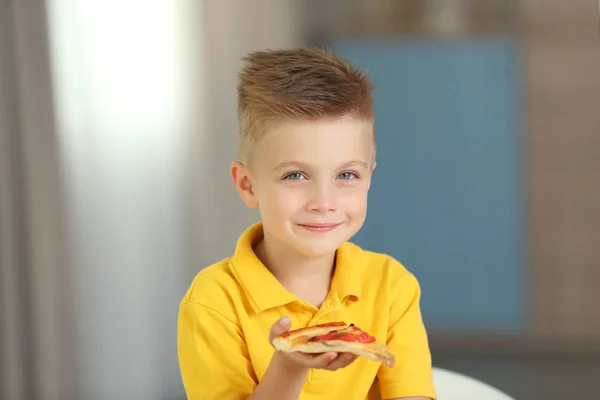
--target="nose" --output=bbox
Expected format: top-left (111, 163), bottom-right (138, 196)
top-left (307, 183), bottom-right (336, 213)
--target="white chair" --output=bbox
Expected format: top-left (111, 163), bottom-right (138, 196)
top-left (432, 367), bottom-right (515, 400)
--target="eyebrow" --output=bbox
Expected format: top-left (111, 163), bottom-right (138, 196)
top-left (273, 160), bottom-right (370, 170)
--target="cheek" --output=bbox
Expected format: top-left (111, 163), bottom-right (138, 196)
top-left (341, 189), bottom-right (369, 218)
top-left (257, 185), bottom-right (305, 217)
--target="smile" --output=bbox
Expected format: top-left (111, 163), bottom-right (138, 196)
top-left (297, 223), bottom-right (343, 233)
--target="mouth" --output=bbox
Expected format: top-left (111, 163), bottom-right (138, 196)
top-left (297, 222), bottom-right (343, 233)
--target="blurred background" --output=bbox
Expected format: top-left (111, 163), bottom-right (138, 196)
top-left (1, 0), bottom-right (599, 399)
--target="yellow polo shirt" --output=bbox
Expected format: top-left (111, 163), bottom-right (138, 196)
top-left (178, 223), bottom-right (436, 400)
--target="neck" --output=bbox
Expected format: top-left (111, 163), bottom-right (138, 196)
top-left (254, 230), bottom-right (335, 304)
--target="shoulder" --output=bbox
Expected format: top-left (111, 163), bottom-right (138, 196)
top-left (181, 258), bottom-right (244, 319)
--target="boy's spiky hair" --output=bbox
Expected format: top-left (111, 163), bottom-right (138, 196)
top-left (237, 47), bottom-right (375, 164)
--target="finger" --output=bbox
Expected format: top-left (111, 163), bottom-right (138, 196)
top-left (269, 316), bottom-right (292, 343)
top-left (324, 353), bottom-right (358, 371)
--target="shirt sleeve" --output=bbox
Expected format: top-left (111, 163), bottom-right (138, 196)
top-left (377, 269), bottom-right (437, 400)
top-left (178, 301), bottom-right (258, 400)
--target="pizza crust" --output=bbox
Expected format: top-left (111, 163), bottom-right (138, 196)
top-left (272, 322), bottom-right (396, 368)
top-left (275, 321), bottom-right (347, 342)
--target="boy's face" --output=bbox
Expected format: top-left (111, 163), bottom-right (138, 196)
top-left (231, 117), bottom-right (374, 258)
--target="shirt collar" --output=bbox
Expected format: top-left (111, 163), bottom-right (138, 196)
top-left (331, 241), bottom-right (363, 302)
top-left (229, 223), bottom-right (297, 313)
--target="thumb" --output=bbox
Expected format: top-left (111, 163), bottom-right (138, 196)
top-left (269, 316), bottom-right (292, 343)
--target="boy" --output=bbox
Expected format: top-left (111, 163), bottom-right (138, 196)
top-left (178, 47), bottom-right (436, 400)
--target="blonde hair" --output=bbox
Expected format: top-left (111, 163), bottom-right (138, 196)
top-left (237, 47), bottom-right (375, 164)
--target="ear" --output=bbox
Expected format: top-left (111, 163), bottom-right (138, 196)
top-left (230, 162), bottom-right (259, 209)
top-left (367, 161), bottom-right (376, 190)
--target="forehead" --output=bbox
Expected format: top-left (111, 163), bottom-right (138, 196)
top-left (256, 118), bottom-right (373, 166)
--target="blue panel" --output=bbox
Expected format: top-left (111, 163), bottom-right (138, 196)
top-left (331, 39), bottom-right (524, 334)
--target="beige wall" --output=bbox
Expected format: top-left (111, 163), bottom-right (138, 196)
top-left (524, 0), bottom-right (600, 342)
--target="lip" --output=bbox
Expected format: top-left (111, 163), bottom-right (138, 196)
top-left (297, 222), bottom-right (343, 233)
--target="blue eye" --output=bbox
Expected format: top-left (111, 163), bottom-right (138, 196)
top-left (284, 172), bottom-right (306, 180)
top-left (338, 171), bottom-right (358, 180)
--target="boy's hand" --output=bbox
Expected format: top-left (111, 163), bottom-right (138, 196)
top-left (250, 316), bottom-right (358, 400)
top-left (269, 316), bottom-right (358, 372)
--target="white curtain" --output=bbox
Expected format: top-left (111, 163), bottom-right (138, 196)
top-left (48, 1), bottom-right (204, 398)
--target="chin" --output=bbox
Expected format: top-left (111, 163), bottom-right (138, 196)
top-left (297, 248), bottom-right (338, 259)
top-left (293, 240), bottom-right (344, 259)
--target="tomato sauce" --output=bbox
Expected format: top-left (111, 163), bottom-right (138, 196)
top-left (309, 327), bottom-right (375, 343)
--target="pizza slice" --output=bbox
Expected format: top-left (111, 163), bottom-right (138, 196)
top-left (272, 321), bottom-right (395, 367)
